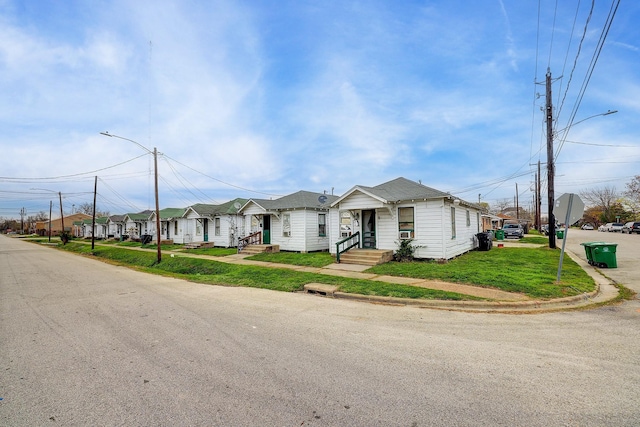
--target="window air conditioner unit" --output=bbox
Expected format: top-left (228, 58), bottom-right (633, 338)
top-left (399, 231), bottom-right (411, 239)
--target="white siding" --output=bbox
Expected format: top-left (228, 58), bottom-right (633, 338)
top-left (328, 208), bottom-right (341, 254)
top-left (337, 191), bottom-right (385, 210)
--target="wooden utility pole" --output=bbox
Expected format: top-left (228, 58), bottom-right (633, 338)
top-left (516, 183), bottom-right (519, 220)
top-left (48, 200), bottom-right (52, 242)
top-left (153, 147), bottom-right (161, 263)
top-left (91, 176), bottom-right (97, 250)
top-left (546, 68), bottom-right (556, 249)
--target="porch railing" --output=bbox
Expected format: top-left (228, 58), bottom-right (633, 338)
top-left (336, 231), bottom-right (360, 263)
top-left (238, 231), bottom-right (261, 252)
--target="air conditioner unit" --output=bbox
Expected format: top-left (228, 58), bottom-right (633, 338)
top-left (399, 231), bottom-right (411, 239)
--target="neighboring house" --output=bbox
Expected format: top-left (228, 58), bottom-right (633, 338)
top-left (149, 208), bottom-right (187, 243)
top-left (80, 217), bottom-right (109, 239)
top-left (328, 177), bottom-right (482, 260)
top-left (107, 215), bottom-right (126, 239)
top-left (183, 198), bottom-right (247, 247)
top-left (122, 211), bottom-right (153, 239)
top-left (238, 191), bottom-right (338, 253)
top-left (482, 214), bottom-right (503, 231)
top-left (35, 213), bottom-right (91, 237)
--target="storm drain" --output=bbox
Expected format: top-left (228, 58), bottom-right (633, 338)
top-left (304, 283), bottom-right (339, 297)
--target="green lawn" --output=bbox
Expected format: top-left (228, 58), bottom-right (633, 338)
top-left (366, 247), bottom-right (594, 298)
top-left (52, 243), bottom-right (476, 301)
top-left (246, 251), bottom-right (335, 267)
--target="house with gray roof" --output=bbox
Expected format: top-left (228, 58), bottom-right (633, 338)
top-left (122, 211), bottom-right (153, 239)
top-left (329, 177), bottom-right (482, 261)
top-left (238, 191), bottom-right (338, 252)
top-left (149, 207), bottom-right (188, 243)
top-left (182, 198), bottom-right (247, 247)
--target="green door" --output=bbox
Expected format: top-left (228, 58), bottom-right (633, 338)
top-left (362, 210), bottom-right (376, 249)
top-left (263, 215), bottom-right (271, 244)
top-left (203, 219), bottom-right (209, 242)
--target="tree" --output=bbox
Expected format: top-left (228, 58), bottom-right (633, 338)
top-left (622, 175), bottom-right (640, 219)
top-left (77, 202), bottom-right (110, 218)
top-left (580, 186), bottom-right (619, 222)
top-left (490, 198), bottom-right (511, 215)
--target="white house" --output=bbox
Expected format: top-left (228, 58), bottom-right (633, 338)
top-left (238, 191), bottom-right (338, 253)
top-left (122, 211), bottom-right (153, 240)
top-left (149, 208), bottom-right (187, 243)
top-left (107, 215), bottom-right (126, 239)
top-left (329, 177), bottom-right (482, 260)
top-left (183, 198), bottom-right (246, 247)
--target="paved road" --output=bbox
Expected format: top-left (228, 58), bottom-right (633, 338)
top-left (1, 235), bottom-right (639, 426)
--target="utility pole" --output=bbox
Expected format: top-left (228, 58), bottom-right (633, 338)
top-left (537, 160), bottom-right (542, 231)
top-left (48, 200), bottom-right (52, 242)
top-left (91, 176), bottom-right (97, 250)
top-left (153, 147), bottom-right (161, 263)
top-left (546, 68), bottom-right (556, 249)
top-left (20, 207), bottom-right (25, 234)
top-left (515, 183), bottom-right (519, 220)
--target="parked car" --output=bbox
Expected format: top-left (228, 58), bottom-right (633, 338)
top-left (598, 223), bottom-right (612, 232)
top-left (622, 221), bottom-right (640, 234)
top-left (581, 223), bottom-right (594, 230)
top-left (502, 223), bottom-right (524, 239)
top-left (609, 223), bottom-right (624, 232)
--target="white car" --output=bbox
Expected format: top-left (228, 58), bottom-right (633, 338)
top-left (598, 223), bottom-right (612, 232)
top-left (609, 223), bottom-right (624, 232)
top-left (581, 224), bottom-right (594, 230)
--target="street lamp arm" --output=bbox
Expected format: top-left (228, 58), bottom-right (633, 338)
top-left (100, 131), bottom-right (153, 154)
top-left (554, 110), bottom-right (618, 135)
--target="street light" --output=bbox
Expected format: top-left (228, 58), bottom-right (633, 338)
top-left (31, 188), bottom-right (65, 243)
top-left (100, 131), bottom-right (162, 263)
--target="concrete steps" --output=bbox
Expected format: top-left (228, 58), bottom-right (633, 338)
top-left (241, 244), bottom-right (280, 255)
top-left (339, 249), bottom-right (394, 266)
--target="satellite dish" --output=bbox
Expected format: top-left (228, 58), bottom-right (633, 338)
top-left (233, 202), bottom-right (241, 210)
top-left (318, 195), bottom-right (328, 204)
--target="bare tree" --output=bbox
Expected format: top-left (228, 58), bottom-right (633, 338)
top-left (580, 186), bottom-right (619, 223)
top-left (77, 202), bottom-right (110, 217)
top-left (490, 198), bottom-right (511, 215)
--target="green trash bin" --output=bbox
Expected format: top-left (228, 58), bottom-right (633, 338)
top-left (556, 230), bottom-right (564, 239)
top-left (495, 229), bottom-right (505, 240)
top-left (591, 243), bottom-right (618, 268)
top-left (580, 242), bottom-right (605, 265)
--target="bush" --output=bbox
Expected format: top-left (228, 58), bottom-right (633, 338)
top-left (394, 239), bottom-right (416, 262)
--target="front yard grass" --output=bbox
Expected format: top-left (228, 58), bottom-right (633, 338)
top-left (367, 247), bottom-right (594, 299)
top-left (54, 243), bottom-right (478, 301)
top-left (246, 251), bottom-right (335, 267)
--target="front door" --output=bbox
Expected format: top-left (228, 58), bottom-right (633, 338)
top-left (203, 219), bottom-right (209, 242)
top-left (263, 215), bottom-right (271, 244)
top-left (362, 210), bottom-right (376, 249)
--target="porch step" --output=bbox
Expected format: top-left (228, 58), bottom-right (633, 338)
top-left (241, 244), bottom-right (280, 255)
top-left (184, 241), bottom-right (214, 249)
top-left (339, 249), bottom-right (394, 266)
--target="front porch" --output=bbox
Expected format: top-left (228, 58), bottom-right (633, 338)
top-left (240, 244), bottom-right (281, 255)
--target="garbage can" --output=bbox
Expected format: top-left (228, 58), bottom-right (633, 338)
top-left (495, 229), bottom-right (505, 240)
top-left (141, 234), bottom-right (153, 245)
top-left (556, 230), bottom-right (564, 239)
top-left (591, 243), bottom-right (618, 268)
top-left (580, 242), bottom-right (605, 265)
top-left (476, 232), bottom-right (492, 251)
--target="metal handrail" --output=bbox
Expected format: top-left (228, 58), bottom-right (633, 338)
top-left (336, 231), bottom-right (360, 263)
top-left (238, 231), bottom-right (261, 252)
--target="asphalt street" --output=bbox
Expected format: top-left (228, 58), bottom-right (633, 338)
top-left (1, 234), bottom-right (639, 426)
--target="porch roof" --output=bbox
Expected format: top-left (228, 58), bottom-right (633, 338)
top-left (188, 198), bottom-right (248, 217)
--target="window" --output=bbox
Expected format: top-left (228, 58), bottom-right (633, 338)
top-left (340, 211), bottom-right (352, 237)
top-left (451, 207), bottom-right (456, 239)
top-left (282, 213), bottom-right (291, 237)
top-left (215, 218), bottom-right (221, 236)
top-left (318, 213), bottom-right (326, 237)
top-left (195, 219), bottom-right (202, 236)
top-left (174, 221), bottom-right (178, 235)
top-left (466, 210), bottom-right (470, 227)
top-left (398, 207), bottom-right (415, 239)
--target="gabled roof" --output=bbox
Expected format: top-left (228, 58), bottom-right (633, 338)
top-left (151, 207), bottom-right (187, 220)
top-left (240, 191), bottom-right (338, 213)
top-left (124, 210), bottom-right (153, 221)
top-left (187, 198), bottom-right (248, 217)
top-left (332, 177), bottom-right (453, 207)
top-left (108, 214), bottom-right (125, 223)
top-left (81, 217), bottom-right (108, 225)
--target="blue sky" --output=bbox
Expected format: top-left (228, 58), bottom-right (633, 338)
top-left (1, 0), bottom-right (638, 219)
